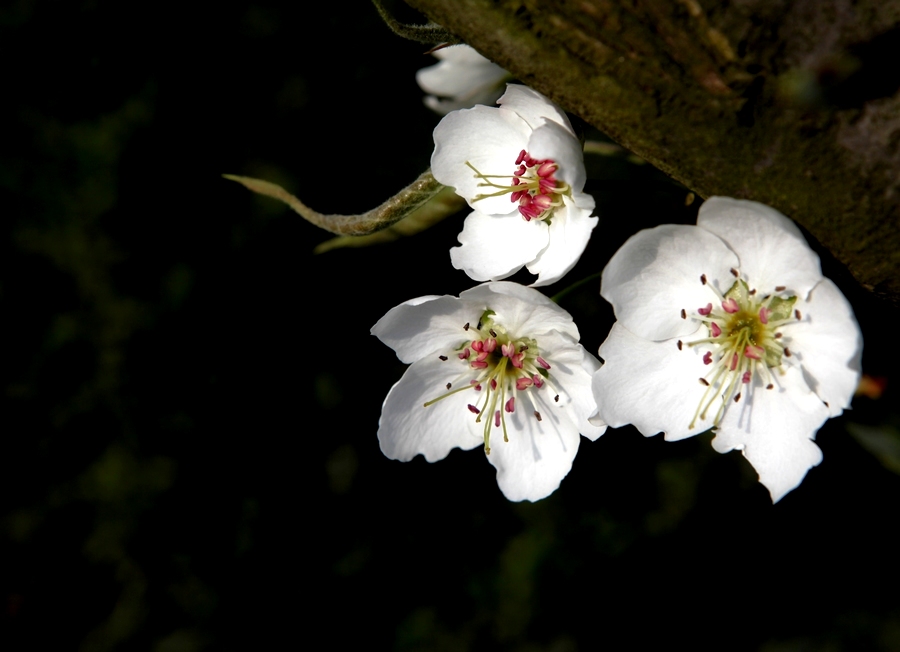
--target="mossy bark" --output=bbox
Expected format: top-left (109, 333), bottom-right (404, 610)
top-left (406, 0), bottom-right (900, 302)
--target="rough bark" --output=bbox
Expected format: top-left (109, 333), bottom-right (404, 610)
top-left (406, 0), bottom-right (900, 302)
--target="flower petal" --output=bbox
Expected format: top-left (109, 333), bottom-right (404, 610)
top-left (698, 197), bottom-right (822, 299)
top-left (497, 84), bottom-right (575, 136)
top-left (416, 45), bottom-right (507, 99)
top-left (601, 224), bottom-right (739, 341)
top-left (431, 105), bottom-right (529, 216)
top-left (790, 277), bottom-right (863, 417)
top-left (485, 389), bottom-right (583, 502)
top-left (526, 121), bottom-right (587, 192)
top-left (378, 355), bottom-right (483, 462)
top-left (545, 336), bottom-right (607, 441)
top-left (592, 322), bottom-right (711, 441)
top-left (372, 295), bottom-right (469, 363)
top-left (450, 210), bottom-right (549, 282)
top-left (711, 366), bottom-right (828, 502)
top-left (459, 282), bottom-right (581, 341)
top-left (525, 196), bottom-right (597, 287)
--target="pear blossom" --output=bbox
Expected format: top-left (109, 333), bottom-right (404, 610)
top-left (372, 281), bottom-right (606, 502)
top-left (592, 197), bottom-right (862, 502)
top-left (431, 84), bottom-right (598, 287)
top-left (415, 44), bottom-right (510, 114)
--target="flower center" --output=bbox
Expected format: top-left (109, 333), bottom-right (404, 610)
top-left (423, 308), bottom-right (560, 454)
top-left (681, 269), bottom-right (799, 430)
top-left (466, 149), bottom-right (570, 221)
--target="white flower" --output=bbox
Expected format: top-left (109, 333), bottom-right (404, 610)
top-left (415, 44), bottom-right (510, 114)
top-left (431, 84), bottom-right (598, 287)
top-left (592, 197), bottom-right (862, 502)
top-left (372, 281), bottom-right (607, 502)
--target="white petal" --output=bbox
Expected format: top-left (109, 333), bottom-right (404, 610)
top-left (450, 210), bottom-right (549, 282)
top-left (372, 295), bottom-right (469, 363)
top-left (526, 122), bottom-right (587, 192)
top-left (378, 355), bottom-right (483, 462)
top-left (698, 197), bottom-right (822, 299)
top-left (485, 389), bottom-right (583, 502)
top-left (431, 105), bottom-right (529, 216)
top-left (546, 338), bottom-right (607, 441)
top-left (789, 277), bottom-right (863, 417)
top-left (416, 45), bottom-right (506, 98)
top-left (601, 224), bottom-right (739, 341)
top-left (592, 322), bottom-right (711, 441)
top-left (711, 366), bottom-right (828, 502)
top-left (498, 84), bottom-right (575, 136)
top-left (525, 197), bottom-right (598, 287)
top-left (459, 282), bottom-right (581, 341)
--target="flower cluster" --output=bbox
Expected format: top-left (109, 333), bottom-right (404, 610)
top-left (365, 50), bottom-right (863, 505)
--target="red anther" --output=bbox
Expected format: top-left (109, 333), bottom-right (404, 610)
top-left (511, 177), bottom-right (520, 186)
top-left (515, 164), bottom-right (526, 176)
top-left (532, 375), bottom-right (544, 388)
top-left (537, 161), bottom-right (557, 177)
top-left (533, 194), bottom-right (553, 210)
top-left (494, 410), bottom-right (501, 427)
top-left (472, 340), bottom-right (484, 352)
top-left (537, 357), bottom-right (551, 369)
top-left (511, 353), bottom-right (525, 368)
top-left (490, 378), bottom-right (498, 390)
top-left (516, 149), bottom-right (527, 165)
top-left (482, 338), bottom-right (497, 353)
top-left (471, 360), bottom-right (488, 369)
top-left (476, 351), bottom-right (489, 363)
top-left (710, 322), bottom-right (721, 337)
top-left (744, 345), bottom-right (764, 360)
top-left (468, 404), bottom-right (480, 414)
top-left (698, 303), bottom-right (713, 316)
top-left (730, 353), bottom-right (738, 371)
top-left (505, 397), bottom-right (515, 413)
top-left (722, 298), bottom-right (739, 313)
top-left (458, 348), bottom-right (471, 360)
top-left (703, 351), bottom-right (713, 365)
top-left (759, 307), bottom-right (770, 324)
top-left (539, 178), bottom-right (556, 193)
top-left (516, 377), bottom-right (533, 390)
top-left (742, 371), bottom-right (751, 384)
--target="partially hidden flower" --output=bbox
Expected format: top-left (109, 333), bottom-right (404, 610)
top-left (431, 84), bottom-right (598, 287)
top-left (415, 44), bottom-right (511, 114)
top-left (372, 281), bottom-right (606, 502)
top-left (592, 197), bottom-right (862, 502)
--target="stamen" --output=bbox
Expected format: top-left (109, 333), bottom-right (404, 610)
top-left (700, 274), bottom-right (707, 285)
top-left (681, 309), bottom-right (687, 319)
top-left (730, 268), bottom-right (739, 277)
top-left (698, 303), bottom-right (712, 316)
top-left (534, 411), bottom-right (542, 421)
top-left (677, 340), bottom-right (683, 350)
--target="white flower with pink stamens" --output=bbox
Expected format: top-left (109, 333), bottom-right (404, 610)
top-left (416, 44), bottom-right (510, 114)
top-left (591, 197), bottom-right (862, 502)
top-left (372, 281), bottom-right (606, 502)
top-left (431, 85), bottom-right (598, 287)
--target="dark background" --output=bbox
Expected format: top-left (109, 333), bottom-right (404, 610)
top-left (2, 1), bottom-right (899, 650)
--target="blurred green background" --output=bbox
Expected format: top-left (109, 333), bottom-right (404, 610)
top-left (2, 1), bottom-right (900, 650)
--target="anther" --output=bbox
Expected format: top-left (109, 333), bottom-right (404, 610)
top-left (730, 268), bottom-right (739, 277)
top-left (490, 329), bottom-right (497, 337)
top-left (734, 393), bottom-right (741, 402)
top-left (698, 303), bottom-right (712, 316)
top-left (784, 347), bottom-right (791, 357)
top-left (700, 274), bottom-right (707, 285)
top-left (775, 286), bottom-right (786, 292)
top-left (742, 371), bottom-right (751, 383)
top-left (439, 355), bottom-right (448, 361)
top-left (554, 395), bottom-right (560, 402)
top-left (795, 309), bottom-right (802, 320)
top-left (505, 397), bottom-right (515, 413)
top-left (534, 411), bottom-right (542, 421)
top-left (703, 351), bottom-right (712, 365)
top-left (463, 322), bottom-right (470, 331)
top-left (710, 322), bottom-right (721, 337)
top-left (749, 289), bottom-right (757, 295)
top-left (722, 298), bottom-right (739, 313)
top-left (775, 332), bottom-right (783, 339)
top-left (699, 378), bottom-right (710, 386)
top-left (681, 309), bottom-right (687, 319)
top-left (467, 404), bottom-right (480, 414)
top-left (677, 340), bottom-right (683, 350)
top-left (446, 382), bottom-right (452, 390)
top-left (766, 384), bottom-right (774, 390)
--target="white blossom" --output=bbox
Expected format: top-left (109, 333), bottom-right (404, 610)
top-left (431, 85), bottom-right (597, 287)
top-left (373, 281), bottom-right (606, 502)
top-left (592, 197), bottom-right (862, 502)
top-left (415, 44), bottom-right (510, 114)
